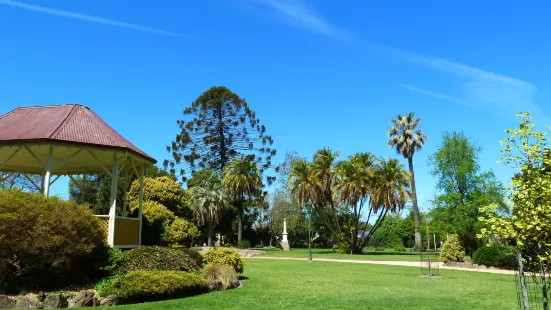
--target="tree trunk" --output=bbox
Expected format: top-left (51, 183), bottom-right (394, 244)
top-left (408, 156), bottom-right (423, 251)
top-left (207, 219), bottom-right (213, 247)
top-left (517, 251), bottom-right (530, 310)
top-left (238, 207), bottom-right (243, 243)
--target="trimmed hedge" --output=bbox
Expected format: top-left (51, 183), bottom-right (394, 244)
top-left (0, 190), bottom-right (106, 292)
top-left (100, 270), bottom-right (208, 302)
top-left (120, 246), bottom-right (199, 273)
top-left (473, 244), bottom-right (516, 269)
top-left (202, 248), bottom-right (244, 274)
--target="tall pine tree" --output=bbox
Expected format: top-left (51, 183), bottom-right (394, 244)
top-left (164, 86), bottom-right (276, 184)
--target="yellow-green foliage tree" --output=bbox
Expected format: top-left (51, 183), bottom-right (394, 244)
top-left (478, 112), bottom-right (551, 309)
top-left (440, 234), bottom-right (465, 263)
top-left (128, 177), bottom-right (197, 246)
top-left (164, 218), bottom-right (200, 246)
top-left (128, 176), bottom-right (191, 217)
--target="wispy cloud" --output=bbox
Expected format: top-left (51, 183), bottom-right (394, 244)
top-left (0, 0), bottom-right (184, 37)
top-left (251, 0), bottom-right (545, 122)
top-left (400, 85), bottom-right (468, 106)
top-left (254, 0), bottom-right (356, 43)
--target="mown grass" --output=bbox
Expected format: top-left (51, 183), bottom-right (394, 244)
top-left (110, 258), bottom-right (516, 309)
top-left (254, 247), bottom-right (442, 261)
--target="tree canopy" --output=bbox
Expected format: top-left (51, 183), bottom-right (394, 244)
top-left (428, 131), bottom-right (505, 255)
top-left (164, 86), bottom-right (276, 184)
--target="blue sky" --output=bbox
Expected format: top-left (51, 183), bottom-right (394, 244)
top-left (1, 0), bottom-right (550, 213)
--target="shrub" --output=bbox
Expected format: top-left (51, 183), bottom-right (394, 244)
top-left (202, 263), bottom-right (239, 291)
top-left (181, 248), bottom-right (204, 267)
top-left (440, 235), bottom-right (465, 263)
top-left (163, 218), bottom-right (200, 246)
top-left (120, 246), bottom-right (199, 272)
top-left (237, 240), bottom-right (251, 249)
top-left (202, 248), bottom-right (244, 273)
top-left (86, 246), bottom-right (124, 275)
top-left (333, 242), bottom-right (351, 254)
top-left (94, 274), bottom-right (123, 296)
top-left (473, 244), bottom-right (516, 269)
top-left (0, 190), bottom-right (106, 292)
top-left (100, 270), bottom-right (208, 301)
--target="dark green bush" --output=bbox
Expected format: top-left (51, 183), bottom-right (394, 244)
top-left (100, 270), bottom-right (208, 301)
top-left (120, 246), bottom-right (199, 272)
top-left (0, 190), bottom-right (106, 292)
top-left (181, 248), bottom-right (204, 267)
top-left (202, 248), bottom-right (244, 273)
top-left (86, 245), bottom-right (124, 275)
top-left (94, 274), bottom-right (123, 296)
top-left (473, 244), bottom-right (516, 269)
top-left (237, 240), bottom-right (251, 249)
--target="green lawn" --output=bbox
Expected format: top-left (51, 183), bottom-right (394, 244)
top-left (254, 247), bottom-right (443, 262)
top-left (110, 259), bottom-right (516, 309)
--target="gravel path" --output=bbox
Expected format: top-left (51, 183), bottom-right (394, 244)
top-left (247, 256), bottom-right (515, 275)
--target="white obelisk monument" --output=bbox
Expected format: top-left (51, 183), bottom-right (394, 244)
top-left (281, 218), bottom-right (290, 251)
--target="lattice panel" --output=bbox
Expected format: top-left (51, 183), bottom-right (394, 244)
top-left (114, 218), bottom-right (140, 246)
top-left (98, 217), bottom-right (109, 238)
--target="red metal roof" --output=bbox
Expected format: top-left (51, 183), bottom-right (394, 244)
top-left (0, 104), bottom-right (156, 163)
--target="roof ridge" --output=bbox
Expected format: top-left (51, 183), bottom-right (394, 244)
top-left (47, 105), bottom-right (78, 139)
top-left (16, 103), bottom-right (86, 109)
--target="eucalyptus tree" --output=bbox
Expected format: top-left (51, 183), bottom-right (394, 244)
top-left (222, 157), bottom-right (262, 243)
top-left (388, 112), bottom-right (427, 251)
top-left (165, 86), bottom-right (276, 184)
top-left (189, 169), bottom-right (229, 246)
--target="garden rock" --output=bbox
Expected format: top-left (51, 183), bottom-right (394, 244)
top-left (68, 291), bottom-right (96, 307)
top-left (99, 295), bottom-right (121, 307)
top-left (43, 294), bottom-right (68, 308)
top-left (15, 296), bottom-right (38, 308)
top-left (0, 295), bottom-right (16, 309)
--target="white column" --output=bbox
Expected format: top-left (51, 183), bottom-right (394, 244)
top-left (107, 154), bottom-right (119, 246)
top-left (282, 218), bottom-right (288, 242)
top-left (138, 163), bottom-right (145, 245)
top-left (43, 146), bottom-right (53, 196)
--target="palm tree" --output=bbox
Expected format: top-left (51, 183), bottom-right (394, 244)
top-left (189, 170), bottom-right (229, 247)
top-left (388, 112), bottom-right (427, 251)
top-left (360, 158), bottom-right (411, 248)
top-left (309, 149), bottom-right (342, 239)
top-left (287, 159), bottom-right (314, 207)
top-left (333, 153), bottom-right (374, 253)
top-left (222, 157), bottom-right (262, 243)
